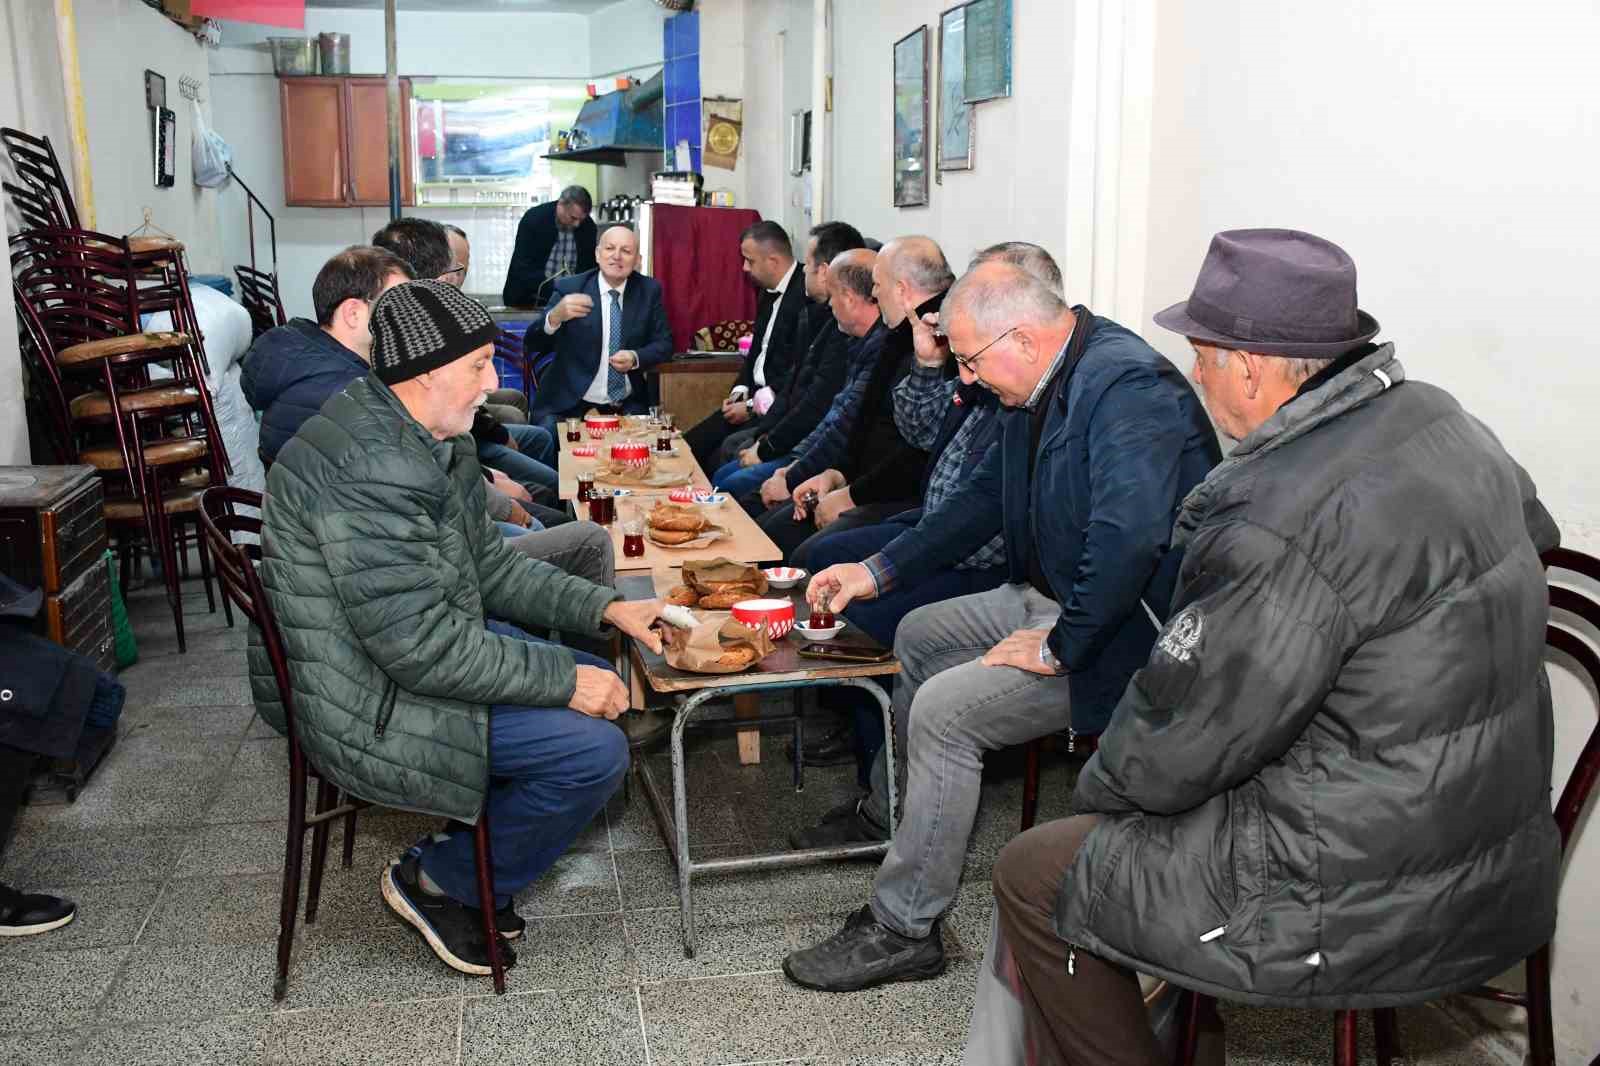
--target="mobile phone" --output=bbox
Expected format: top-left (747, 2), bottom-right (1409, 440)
top-left (797, 643), bottom-right (893, 664)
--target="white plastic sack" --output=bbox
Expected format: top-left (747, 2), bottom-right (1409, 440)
top-left (191, 99), bottom-right (232, 189)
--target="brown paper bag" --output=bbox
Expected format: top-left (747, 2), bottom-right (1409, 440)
top-left (663, 617), bottom-right (777, 674)
top-left (682, 558), bottom-right (769, 596)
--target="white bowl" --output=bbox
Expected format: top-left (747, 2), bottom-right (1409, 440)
top-left (795, 619), bottom-right (847, 641)
top-left (692, 491), bottom-right (729, 506)
top-left (761, 566), bottom-right (808, 590)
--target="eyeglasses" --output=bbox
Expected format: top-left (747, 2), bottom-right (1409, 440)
top-left (442, 264), bottom-right (468, 279)
top-left (951, 326), bottom-right (1018, 372)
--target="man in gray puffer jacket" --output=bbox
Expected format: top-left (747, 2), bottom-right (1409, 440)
top-left (971, 230), bottom-right (1561, 1066)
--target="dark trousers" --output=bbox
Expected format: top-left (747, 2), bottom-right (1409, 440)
top-left (756, 499), bottom-right (917, 559)
top-left (417, 622), bottom-right (629, 910)
top-left (684, 407), bottom-right (758, 472)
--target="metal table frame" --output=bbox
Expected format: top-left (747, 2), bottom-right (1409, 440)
top-left (630, 674), bottom-right (897, 958)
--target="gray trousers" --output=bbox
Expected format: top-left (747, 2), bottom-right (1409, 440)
top-left (866, 583), bottom-right (1073, 939)
top-left (504, 521), bottom-right (615, 587)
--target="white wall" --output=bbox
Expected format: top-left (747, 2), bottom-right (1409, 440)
top-left (1133, 3), bottom-right (1600, 1063)
top-left (588, 0), bottom-right (668, 78)
top-left (828, 0), bottom-right (1073, 267)
top-left (740, 0), bottom-right (811, 242)
top-left (695, 0), bottom-right (746, 208)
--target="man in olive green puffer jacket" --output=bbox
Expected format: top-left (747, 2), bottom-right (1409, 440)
top-left (251, 280), bottom-right (664, 978)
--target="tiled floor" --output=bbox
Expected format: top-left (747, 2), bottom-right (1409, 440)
top-left (0, 577), bottom-right (1521, 1065)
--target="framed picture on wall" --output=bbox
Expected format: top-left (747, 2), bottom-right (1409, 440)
top-left (963, 0), bottom-right (1013, 103)
top-left (893, 25), bottom-right (931, 208)
top-left (938, 4), bottom-right (975, 172)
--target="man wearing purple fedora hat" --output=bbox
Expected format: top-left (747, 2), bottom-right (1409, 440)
top-left (969, 229), bottom-right (1562, 1065)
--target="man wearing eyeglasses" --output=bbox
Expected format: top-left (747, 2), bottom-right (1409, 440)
top-left (782, 260), bottom-right (1220, 993)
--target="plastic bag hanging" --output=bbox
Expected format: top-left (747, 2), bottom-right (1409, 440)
top-left (191, 98), bottom-right (232, 189)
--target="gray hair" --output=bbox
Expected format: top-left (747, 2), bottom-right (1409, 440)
top-left (830, 252), bottom-right (876, 302)
top-left (557, 184), bottom-right (593, 211)
top-left (884, 236), bottom-right (955, 295)
top-left (942, 262), bottom-right (1069, 336)
top-left (1210, 348), bottom-right (1331, 385)
top-left (970, 241), bottom-right (1063, 295)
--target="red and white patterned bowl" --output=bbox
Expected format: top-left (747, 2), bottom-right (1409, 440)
top-left (610, 442), bottom-right (651, 469)
top-left (731, 598), bottom-right (795, 641)
top-left (668, 487), bottom-right (697, 504)
top-left (761, 566), bottom-right (807, 590)
top-left (570, 445), bottom-right (597, 458)
top-left (585, 413), bottom-right (621, 439)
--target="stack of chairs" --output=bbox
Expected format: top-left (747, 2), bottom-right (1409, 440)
top-left (6, 127), bottom-right (230, 651)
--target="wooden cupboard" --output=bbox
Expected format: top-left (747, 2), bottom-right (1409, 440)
top-left (280, 76), bottom-right (414, 207)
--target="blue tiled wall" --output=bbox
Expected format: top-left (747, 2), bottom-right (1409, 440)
top-left (662, 11), bottom-right (701, 173)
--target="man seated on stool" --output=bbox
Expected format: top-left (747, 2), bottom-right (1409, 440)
top-left (526, 224), bottom-right (673, 428)
top-left (683, 221), bottom-right (809, 471)
top-left (255, 279), bottom-right (665, 978)
top-left (977, 229), bottom-right (1561, 1064)
top-left (781, 260), bottom-right (1219, 993)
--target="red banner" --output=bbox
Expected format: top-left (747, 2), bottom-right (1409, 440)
top-left (189, 0), bottom-right (306, 29)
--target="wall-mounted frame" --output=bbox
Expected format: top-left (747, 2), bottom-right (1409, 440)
top-left (937, 4), bottom-right (975, 172)
top-left (892, 25), bottom-right (930, 208)
top-left (963, 0), bottom-right (1013, 103)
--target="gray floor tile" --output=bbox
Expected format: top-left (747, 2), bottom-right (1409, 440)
top-left (608, 787), bottom-right (748, 851)
top-left (73, 1014), bottom-right (273, 1066)
top-left (0, 1028), bottom-right (81, 1066)
top-left (820, 959), bottom-right (978, 1059)
top-left (0, 826), bottom-right (187, 886)
top-left (140, 873), bottom-right (284, 946)
top-left (511, 912), bottom-right (635, 991)
top-left (763, 856), bottom-right (882, 916)
top-left (614, 844), bottom-right (775, 913)
top-left (0, 947), bottom-right (130, 1033)
top-left (118, 702), bottom-right (255, 739)
top-left (4, 881), bottom-right (163, 955)
top-left (249, 713), bottom-right (284, 739)
top-left (461, 988), bottom-right (646, 1066)
top-left (281, 923), bottom-right (464, 1011)
top-left (203, 773), bottom-right (305, 825)
top-left (266, 998), bottom-right (460, 1065)
top-left (627, 905), bottom-right (799, 982)
top-left (834, 1049), bottom-right (964, 1066)
top-left (120, 671), bottom-right (253, 709)
top-left (14, 771), bottom-right (227, 834)
top-left (639, 972), bottom-right (834, 1066)
top-left (93, 731), bottom-right (242, 778)
top-left (99, 941), bottom-right (282, 1023)
top-left (231, 737), bottom-right (290, 777)
top-left (174, 821), bottom-right (302, 879)
top-left (514, 849), bottom-right (621, 917)
top-left (943, 882), bottom-right (995, 960)
top-left (135, 626), bottom-right (249, 658)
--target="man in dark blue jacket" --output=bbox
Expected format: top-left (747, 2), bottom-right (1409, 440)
top-left (782, 260), bottom-right (1221, 993)
top-left (242, 246), bottom-right (413, 462)
top-left (502, 186), bottom-right (598, 308)
top-left (525, 224), bottom-right (674, 425)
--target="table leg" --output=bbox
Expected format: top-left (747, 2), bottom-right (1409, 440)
top-left (733, 693), bottom-right (761, 765)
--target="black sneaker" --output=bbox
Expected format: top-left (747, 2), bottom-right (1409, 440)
top-left (382, 855), bottom-right (517, 976)
top-left (788, 798), bottom-right (890, 850)
top-left (782, 904), bottom-right (946, 991)
top-left (0, 891), bottom-right (76, 937)
top-left (398, 836), bottom-right (524, 940)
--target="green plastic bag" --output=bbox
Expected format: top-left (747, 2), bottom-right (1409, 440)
top-left (105, 549), bottom-right (138, 668)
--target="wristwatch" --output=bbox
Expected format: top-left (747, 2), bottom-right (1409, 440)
top-left (1038, 640), bottom-right (1064, 675)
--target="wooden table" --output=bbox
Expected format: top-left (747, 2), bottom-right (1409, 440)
top-left (617, 572), bottom-right (900, 958)
top-left (648, 356), bottom-right (742, 429)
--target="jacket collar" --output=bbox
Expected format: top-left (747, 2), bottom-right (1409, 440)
top-left (1172, 342), bottom-right (1403, 548)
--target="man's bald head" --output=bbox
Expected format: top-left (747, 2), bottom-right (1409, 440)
top-left (940, 261), bottom-right (1075, 406)
top-left (873, 235), bottom-right (954, 328)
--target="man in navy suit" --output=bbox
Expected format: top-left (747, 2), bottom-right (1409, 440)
top-left (526, 224), bottom-right (674, 426)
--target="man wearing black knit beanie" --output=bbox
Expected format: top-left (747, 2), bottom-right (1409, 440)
top-left (253, 279), bottom-right (665, 979)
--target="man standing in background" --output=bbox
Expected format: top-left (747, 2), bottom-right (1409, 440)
top-left (503, 186), bottom-right (598, 308)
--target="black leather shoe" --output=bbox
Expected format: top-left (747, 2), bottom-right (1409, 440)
top-left (788, 799), bottom-right (889, 850)
top-left (618, 709), bottom-right (671, 751)
top-left (0, 890), bottom-right (76, 937)
top-left (783, 726), bottom-right (856, 768)
top-left (783, 904), bottom-right (946, 991)
top-left (382, 856), bottom-right (517, 976)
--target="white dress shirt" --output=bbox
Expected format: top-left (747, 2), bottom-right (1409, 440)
top-left (751, 261), bottom-right (797, 389)
top-left (545, 276), bottom-right (631, 405)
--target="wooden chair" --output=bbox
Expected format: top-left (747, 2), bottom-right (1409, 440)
top-left (198, 487), bottom-right (509, 998)
top-left (1019, 730), bottom-right (1098, 832)
top-left (1, 126), bottom-right (79, 230)
top-left (1173, 547), bottom-right (1600, 1066)
top-left (234, 264), bottom-right (287, 339)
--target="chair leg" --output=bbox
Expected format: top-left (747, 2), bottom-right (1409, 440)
top-left (472, 815), bottom-right (506, 995)
top-left (274, 755), bottom-right (309, 1000)
top-left (149, 472), bottom-right (187, 654)
top-left (193, 518), bottom-right (218, 614)
top-left (1020, 739), bottom-right (1041, 832)
top-left (304, 780), bottom-right (337, 924)
top-left (1526, 945), bottom-right (1556, 1066)
top-left (1333, 1009), bottom-right (1359, 1066)
top-left (341, 807), bottom-right (358, 869)
top-left (1372, 1007), bottom-right (1399, 1066)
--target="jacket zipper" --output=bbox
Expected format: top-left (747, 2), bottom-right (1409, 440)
top-left (374, 679), bottom-right (398, 739)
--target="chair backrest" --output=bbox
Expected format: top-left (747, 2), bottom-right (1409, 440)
top-left (12, 283), bottom-right (76, 463)
top-left (1542, 547), bottom-right (1600, 852)
top-left (1, 127), bottom-right (80, 230)
top-left (11, 228), bottom-right (199, 349)
top-left (199, 486), bottom-right (302, 752)
top-left (234, 264), bottom-right (287, 339)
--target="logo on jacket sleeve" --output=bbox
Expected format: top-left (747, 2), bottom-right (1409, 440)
top-left (1157, 607), bottom-right (1204, 663)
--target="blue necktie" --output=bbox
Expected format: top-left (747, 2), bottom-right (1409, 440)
top-left (605, 289), bottom-right (628, 404)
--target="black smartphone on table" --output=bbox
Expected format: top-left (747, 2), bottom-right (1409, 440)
top-left (797, 643), bottom-right (893, 664)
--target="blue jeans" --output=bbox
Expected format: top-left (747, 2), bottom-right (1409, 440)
top-left (419, 621), bottom-right (629, 909)
top-left (480, 423), bottom-right (559, 496)
top-left (711, 456), bottom-right (786, 502)
top-left (800, 521), bottom-right (1008, 788)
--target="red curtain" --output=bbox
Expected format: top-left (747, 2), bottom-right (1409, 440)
top-left (649, 205), bottom-right (761, 353)
top-left (190, 0), bottom-right (306, 28)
